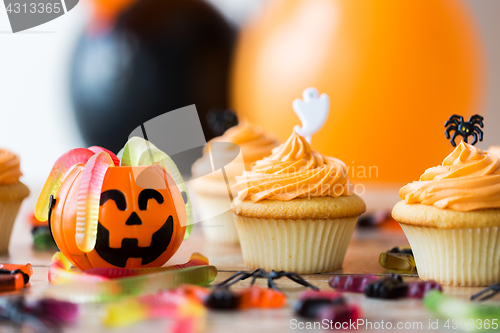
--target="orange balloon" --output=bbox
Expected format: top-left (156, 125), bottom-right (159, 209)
top-left (231, 0), bottom-right (483, 184)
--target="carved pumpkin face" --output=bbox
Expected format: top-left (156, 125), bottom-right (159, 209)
top-left (50, 164), bottom-right (186, 271)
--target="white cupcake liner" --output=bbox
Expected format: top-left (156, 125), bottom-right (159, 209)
top-left (234, 215), bottom-right (358, 274)
top-left (400, 224), bottom-right (500, 286)
top-left (0, 200), bottom-right (23, 253)
top-left (193, 192), bottom-right (240, 245)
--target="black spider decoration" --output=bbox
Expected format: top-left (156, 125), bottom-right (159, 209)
top-left (471, 283), bottom-right (500, 301)
top-left (444, 114), bottom-right (484, 147)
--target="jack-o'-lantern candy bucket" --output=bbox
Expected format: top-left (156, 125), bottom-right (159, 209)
top-left (35, 138), bottom-right (192, 271)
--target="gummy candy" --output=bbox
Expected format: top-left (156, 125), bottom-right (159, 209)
top-left (329, 274), bottom-right (378, 293)
top-left (88, 146), bottom-right (120, 166)
top-left (46, 252), bottom-right (217, 302)
top-left (76, 151), bottom-right (115, 252)
top-left (379, 247), bottom-right (416, 273)
top-left (35, 148), bottom-right (95, 222)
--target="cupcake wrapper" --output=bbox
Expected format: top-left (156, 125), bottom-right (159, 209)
top-left (234, 215), bottom-right (358, 274)
top-left (400, 224), bottom-right (500, 287)
top-left (0, 200), bottom-right (23, 253)
top-left (193, 193), bottom-right (240, 245)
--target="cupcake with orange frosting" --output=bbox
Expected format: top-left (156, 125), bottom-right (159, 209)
top-left (0, 149), bottom-right (30, 253)
top-left (191, 122), bottom-right (280, 244)
top-left (231, 131), bottom-right (365, 274)
top-left (392, 141), bottom-right (500, 286)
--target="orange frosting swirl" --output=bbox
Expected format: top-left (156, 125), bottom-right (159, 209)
top-left (191, 122), bottom-right (280, 179)
top-left (233, 131), bottom-right (351, 202)
top-left (400, 141), bottom-right (500, 211)
top-left (0, 149), bottom-right (23, 184)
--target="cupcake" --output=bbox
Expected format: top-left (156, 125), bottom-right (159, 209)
top-left (231, 131), bottom-right (365, 274)
top-left (0, 149), bottom-right (29, 253)
top-left (191, 122), bottom-right (280, 244)
top-left (392, 141), bottom-right (500, 286)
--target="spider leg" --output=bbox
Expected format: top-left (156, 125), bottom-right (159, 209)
top-left (470, 119), bottom-right (484, 128)
top-left (471, 283), bottom-right (500, 301)
top-left (444, 119), bottom-right (459, 128)
top-left (250, 268), bottom-right (267, 286)
top-left (267, 270), bottom-right (281, 291)
top-left (474, 125), bottom-right (483, 142)
top-left (217, 271), bottom-right (253, 287)
top-left (463, 134), bottom-right (468, 144)
top-left (283, 272), bottom-right (319, 291)
top-left (471, 131), bottom-right (478, 146)
top-left (448, 114), bottom-right (464, 123)
top-left (450, 131), bottom-right (459, 147)
top-left (445, 125), bottom-right (457, 139)
top-left (469, 114), bottom-right (484, 124)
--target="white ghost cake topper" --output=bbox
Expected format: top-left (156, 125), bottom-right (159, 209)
top-left (293, 87), bottom-right (330, 144)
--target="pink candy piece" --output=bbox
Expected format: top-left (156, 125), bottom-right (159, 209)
top-left (406, 280), bottom-right (442, 299)
top-left (329, 275), bottom-right (378, 293)
top-left (317, 303), bottom-right (363, 326)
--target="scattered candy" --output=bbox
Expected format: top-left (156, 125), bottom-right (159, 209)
top-left (0, 296), bottom-right (78, 332)
top-left (406, 280), bottom-right (442, 299)
top-left (239, 286), bottom-right (286, 309)
top-left (364, 274), bottom-right (441, 299)
top-left (294, 290), bottom-right (362, 327)
top-left (45, 253), bottom-right (217, 303)
top-left (48, 252), bottom-right (108, 285)
top-left (329, 275), bottom-right (378, 293)
top-left (425, 290), bottom-right (500, 332)
top-left (102, 285), bottom-right (209, 331)
top-left (0, 263), bottom-right (33, 292)
top-left (379, 246), bottom-right (416, 273)
top-left (294, 291), bottom-right (344, 318)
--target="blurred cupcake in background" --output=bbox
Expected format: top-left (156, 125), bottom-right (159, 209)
top-left (487, 146), bottom-right (500, 158)
top-left (191, 121), bottom-right (280, 244)
top-left (0, 149), bottom-right (29, 253)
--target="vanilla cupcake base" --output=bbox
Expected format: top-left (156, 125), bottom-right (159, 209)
top-left (400, 224), bottom-right (500, 286)
top-left (0, 201), bottom-right (23, 253)
top-left (0, 182), bottom-right (29, 253)
top-left (194, 193), bottom-right (240, 245)
top-left (234, 215), bottom-right (358, 274)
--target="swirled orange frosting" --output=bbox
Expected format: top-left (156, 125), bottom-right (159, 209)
top-left (400, 141), bottom-right (500, 211)
top-left (192, 122), bottom-right (280, 179)
top-left (0, 149), bottom-right (23, 184)
top-left (233, 131), bottom-right (351, 202)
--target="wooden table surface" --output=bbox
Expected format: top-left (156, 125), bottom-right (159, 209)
top-left (1, 192), bottom-right (499, 333)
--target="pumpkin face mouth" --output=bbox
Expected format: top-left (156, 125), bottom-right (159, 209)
top-left (94, 215), bottom-right (174, 268)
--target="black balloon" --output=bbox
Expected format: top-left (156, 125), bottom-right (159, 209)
top-left (70, 0), bottom-right (235, 154)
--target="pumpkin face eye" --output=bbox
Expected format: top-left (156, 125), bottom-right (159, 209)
top-left (138, 189), bottom-right (164, 210)
top-left (100, 190), bottom-right (127, 211)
